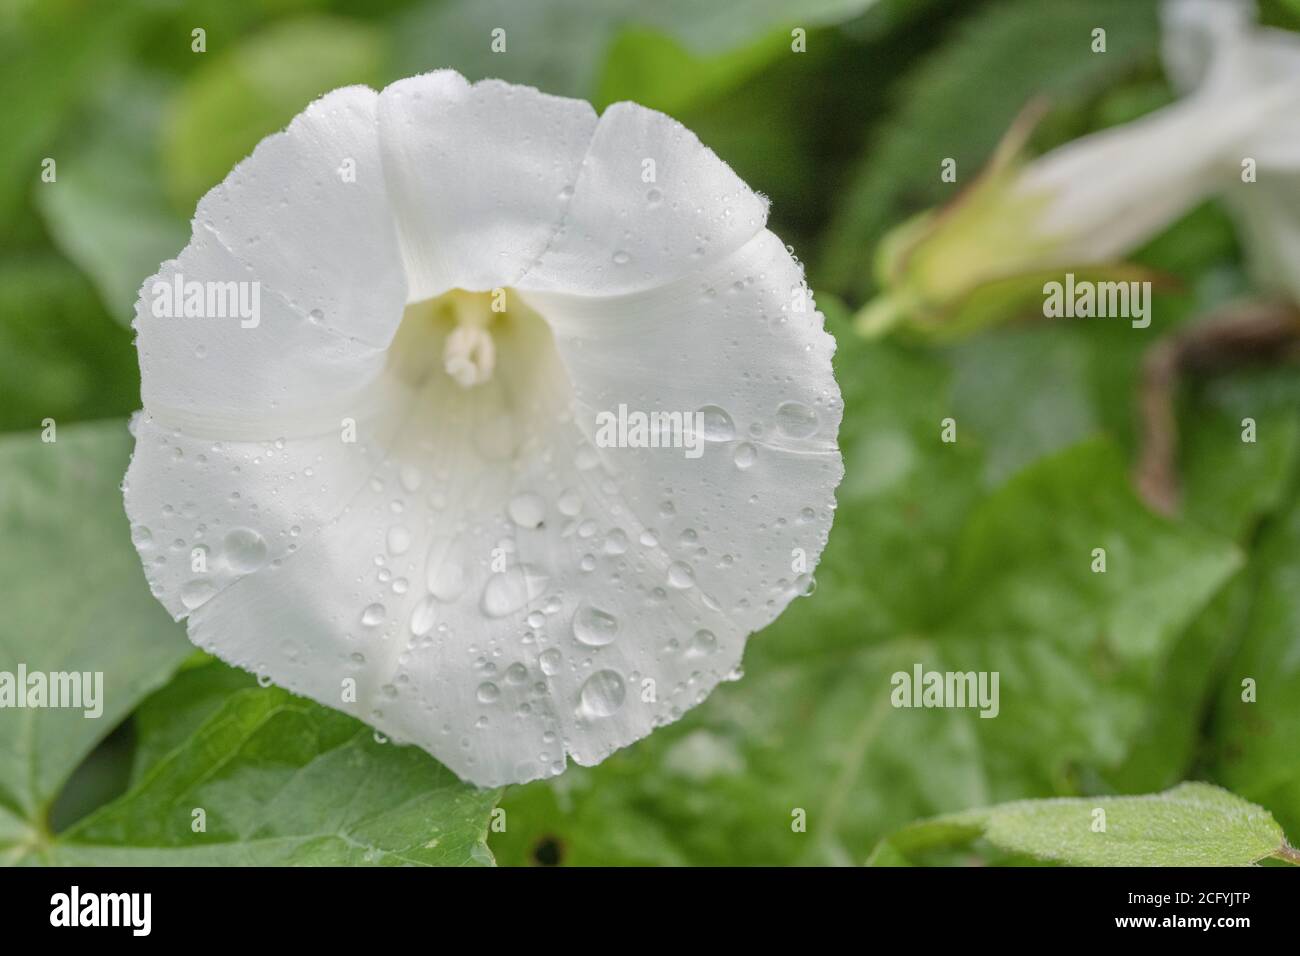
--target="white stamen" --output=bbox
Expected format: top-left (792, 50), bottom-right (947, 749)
top-left (443, 322), bottom-right (496, 387)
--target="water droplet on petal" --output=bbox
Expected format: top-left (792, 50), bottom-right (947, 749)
top-left (477, 682), bottom-right (500, 704)
top-left (539, 648), bottom-right (562, 675)
top-left (481, 564), bottom-right (549, 618)
top-left (687, 629), bottom-right (717, 657)
top-left (573, 604), bottom-right (619, 646)
top-left (508, 492), bottom-right (545, 529)
top-left (399, 464), bottom-right (423, 493)
top-left (697, 405), bottom-right (735, 442)
top-left (579, 670), bottom-right (625, 717)
top-left (667, 561), bottom-right (695, 589)
top-left (223, 527), bottom-right (268, 573)
top-left (387, 525), bottom-right (411, 556)
top-left (427, 536), bottom-right (467, 602)
top-left (361, 603), bottom-right (386, 627)
top-left (410, 595), bottom-right (437, 637)
top-left (180, 580), bottom-right (215, 610)
top-left (604, 528), bottom-right (628, 554)
top-left (557, 489), bottom-right (582, 517)
top-left (774, 401), bottom-right (819, 438)
top-left (733, 443), bottom-right (757, 469)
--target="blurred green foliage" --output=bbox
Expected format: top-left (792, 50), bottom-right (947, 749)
top-left (1, 0), bottom-right (1297, 866)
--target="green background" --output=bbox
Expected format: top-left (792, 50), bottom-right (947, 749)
top-left (1, 0), bottom-right (1298, 866)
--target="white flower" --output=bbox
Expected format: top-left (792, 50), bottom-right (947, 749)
top-left (124, 71), bottom-right (843, 787)
top-left (1161, 0), bottom-right (1300, 303)
top-left (860, 0), bottom-right (1300, 334)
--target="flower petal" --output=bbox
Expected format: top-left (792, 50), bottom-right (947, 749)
top-left (376, 71), bottom-right (598, 299)
top-left (192, 84), bottom-right (407, 347)
top-left (124, 395), bottom-right (405, 621)
top-left (514, 100), bottom-right (771, 295)
top-left (135, 85), bottom-right (408, 431)
top-left (1224, 170), bottom-right (1300, 303)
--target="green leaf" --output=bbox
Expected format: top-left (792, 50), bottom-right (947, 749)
top-left (37, 71), bottom-right (189, 324)
top-left (947, 326), bottom-right (1100, 487)
top-left (0, 422), bottom-right (192, 862)
top-left (162, 15), bottom-right (385, 212)
top-left (869, 782), bottom-right (1292, 866)
top-left (596, 25), bottom-right (788, 115)
top-left (0, 0), bottom-right (139, 230)
top-left (818, 0), bottom-right (1161, 298)
top-left (127, 655), bottom-right (255, 785)
top-left (44, 674), bottom-right (500, 866)
top-left (1210, 478), bottom-right (1300, 840)
top-left (942, 441), bottom-right (1240, 796)
top-left (1181, 367), bottom-right (1300, 540)
top-left (392, 0), bottom-right (879, 109)
top-left (0, 256), bottom-right (145, 433)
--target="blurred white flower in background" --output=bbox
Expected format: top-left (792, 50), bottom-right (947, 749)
top-left (124, 70), bottom-right (842, 787)
top-left (859, 0), bottom-right (1300, 336)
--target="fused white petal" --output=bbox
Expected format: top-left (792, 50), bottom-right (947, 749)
top-left (1019, 0), bottom-right (1299, 266)
top-left (125, 71), bottom-right (842, 787)
top-left (1162, 0), bottom-right (1300, 302)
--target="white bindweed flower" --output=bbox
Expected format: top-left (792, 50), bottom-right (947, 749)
top-left (1162, 0), bottom-right (1300, 304)
top-left (124, 70), bottom-right (843, 787)
top-left (859, 0), bottom-right (1300, 336)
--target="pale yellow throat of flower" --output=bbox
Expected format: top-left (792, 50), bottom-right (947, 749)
top-left (389, 288), bottom-right (548, 391)
top-left (440, 289), bottom-right (501, 388)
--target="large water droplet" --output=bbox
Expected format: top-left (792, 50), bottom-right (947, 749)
top-left (361, 603), bottom-right (386, 627)
top-left (409, 595), bottom-right (437, 637)
top-left (579, 670), bottom-right (625, 717)
top-left (387, 525), bottom-right (411, 556)
top-left (558, 489), bottom-right (582, 517)
top-left (774, 401), bottom-right (818, 438)
top-left (427, 535), bottom-right (467, 601)
top-left (477, 682), bottom-right (500, 704)
top-left (180, 579), bottom-right (215, 610)
top-left (667, 561), bottom-right (695, 589)
top-left (573, 604), bottom-right (619, 646)
top-left (539, 648), bottom-right (562, 675)
top-left (687, 629), bottom-right (717, 657)
top-left (604, 528), bottom-right (628, 555)
top-left (223, 527), bottom-right (268, 573)
top-left (481, 564), bottom-right (549, 618)
top-left (398, 464), bottom-right (423, 493)
top-left (697, 405), bottom-right (735, 442)
top-left (733, 443), bottom-right (757, 470)
top-left (508, 492), bottom-right (545, 529)
top-left (505, 662), bottom-right (529, 684)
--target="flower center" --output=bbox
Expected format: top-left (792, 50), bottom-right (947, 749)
top-left (384, 288), bottom-right (570, 434)
top-left (437, 290), bottom-right (500, 388)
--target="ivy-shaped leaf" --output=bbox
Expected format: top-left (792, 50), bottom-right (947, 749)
top-left (868, 783), bottom-right (1296, 866)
